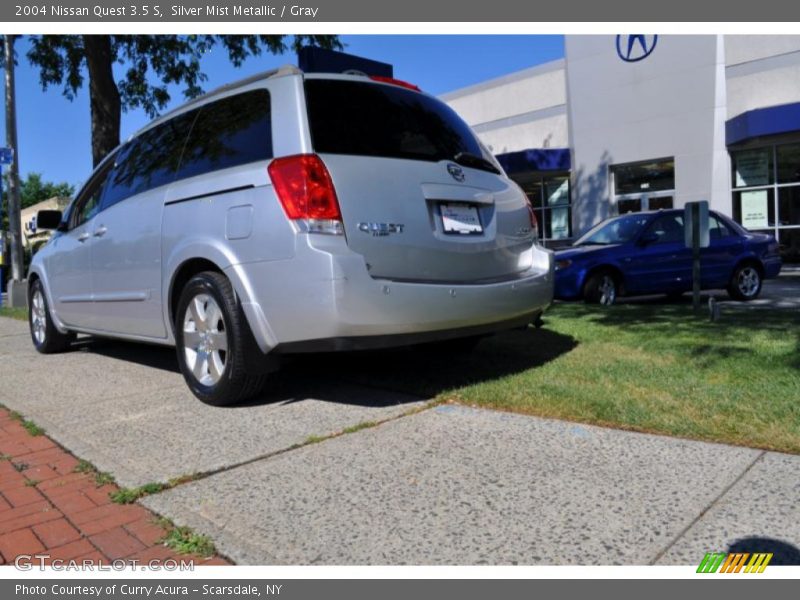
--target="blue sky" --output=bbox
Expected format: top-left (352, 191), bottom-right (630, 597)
top-left (1, 35), bottom-right (563, 188)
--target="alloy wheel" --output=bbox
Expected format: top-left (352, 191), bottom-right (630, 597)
top-left (598, 275), bottom-right (617, 305)
top-left (737, 267), bottom-right (760, 298)
top-left (182, 293), bottom-right (229, 386)
top-left (31, 290), bottom-right (47, 345)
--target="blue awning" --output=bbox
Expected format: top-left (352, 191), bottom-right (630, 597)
top-left (496, 148), bottom-right (571, 174)
top-left (726, 102), bottom-right (800, 146)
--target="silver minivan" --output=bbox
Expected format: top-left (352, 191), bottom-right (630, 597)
top-left (29, 66), bottom-right (554, 405)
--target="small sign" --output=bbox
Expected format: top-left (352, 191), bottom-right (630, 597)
top-left (684, 201), bottom-right (710, 249)
top-left (740, 190), bottom-right (769, 229)
top-left (0, 147), bottom-right (13, 166)
top-left (735, 149), bottom-right (770, 187)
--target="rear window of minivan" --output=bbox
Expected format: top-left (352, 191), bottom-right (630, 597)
top-left (304, 79), bottom-right (483, 164)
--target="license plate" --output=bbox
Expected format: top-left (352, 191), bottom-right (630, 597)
top-left (440, 202), bottom-right (483, 235)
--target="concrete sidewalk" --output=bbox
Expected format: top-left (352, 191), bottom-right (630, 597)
top-left (1, 316), bottom-right (798, 565)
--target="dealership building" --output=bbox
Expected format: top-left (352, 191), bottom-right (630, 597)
top-left (441, 35), bottom-right (800, 259)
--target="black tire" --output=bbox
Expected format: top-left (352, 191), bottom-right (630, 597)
top-left (28, 279), bottom-right (74, 354)
top-left (727, 263), bottom-right (763, 301)
top-left (584, 270), bottom-right (619, 306)
top-left (175, 271), bottom-right (268, 406)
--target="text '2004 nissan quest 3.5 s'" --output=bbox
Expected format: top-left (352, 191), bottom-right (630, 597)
top-left (28, 66), bottom-right (554, 405)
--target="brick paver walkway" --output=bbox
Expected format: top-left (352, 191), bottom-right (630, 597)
top-left (0, 409), bottom-right (228, 567)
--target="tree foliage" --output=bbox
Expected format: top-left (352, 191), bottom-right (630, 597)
top-left (2, 172), bottom-right (74, 230)
top-left (27, 35), bottom-right (341, 118)
top-left (24, 35), bottom-right (342, 164)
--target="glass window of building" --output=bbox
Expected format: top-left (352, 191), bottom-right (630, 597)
top-left (731, 142), bottom-right (800, 261)
top-left (514, 174), bottom-right (572, 245)
top-left (611, 158), bottom-right (675, 214)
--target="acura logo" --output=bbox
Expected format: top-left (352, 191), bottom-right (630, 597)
top-left (616, 34), bottom-right (658, 63)
top-left (447, 163), bottom-right (465, 182)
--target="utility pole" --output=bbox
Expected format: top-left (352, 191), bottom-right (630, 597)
top-left (4, 34), bottom-right (26, 306)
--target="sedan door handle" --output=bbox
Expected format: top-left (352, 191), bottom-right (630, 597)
top-left (94, 226), bottom-right (108, 237)
top-left (77, 232), bottom-right (90, 242)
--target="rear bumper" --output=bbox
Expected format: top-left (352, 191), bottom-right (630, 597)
top-left (227, 236), bottom-right (554, 353)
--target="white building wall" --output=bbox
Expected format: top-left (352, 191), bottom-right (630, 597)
top-left (441, 60), bottom-right (569, 153)
top-left (565, 35), bottom-right (731, 234)
top-left (725, 36), bottom-right (800, 119)
top-left (441, 35), bottom-right (800, 238)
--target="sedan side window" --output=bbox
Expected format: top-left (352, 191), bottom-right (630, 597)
top-left (70, 157), bottom-right (115, 229)
top-left (646, 214), bottom-right (685, 244)
top-left (709, 215), bottom-right (733, 239)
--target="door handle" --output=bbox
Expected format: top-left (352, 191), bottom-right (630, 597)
top-left (78, 232), bottom-right (90, 242)
top-left (94, 226), bottom-right (108, 237)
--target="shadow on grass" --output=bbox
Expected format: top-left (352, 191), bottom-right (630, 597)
top-left (550, 301), bottom-right (800, 375)
top-left (559, 300), bottom-right (800, 335)
top-left (67, 326), bottom-right (579, 407)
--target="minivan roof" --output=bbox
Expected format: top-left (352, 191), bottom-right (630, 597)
top-left (126, 65), bottom-right (424, 144)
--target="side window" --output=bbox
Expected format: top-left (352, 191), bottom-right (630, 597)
top-left (176, 89), bottom-right (272, 182)
top-left (70, 158), bottom-right (115, 229)
top-left (101, 111), bottom-right (196, 211)
top-left (709, 215), bottom-right (733, 240)
top-left (647, 214), bottom-right (685, 244)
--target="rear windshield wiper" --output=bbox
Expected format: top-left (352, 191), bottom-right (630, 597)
top-left (453, 152), bottom-right (501, 175)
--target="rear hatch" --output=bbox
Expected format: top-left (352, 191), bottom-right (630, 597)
top-left (303, 76), bottom-right (536, 283)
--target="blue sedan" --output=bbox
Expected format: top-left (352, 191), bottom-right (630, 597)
top-left (554, 209), bottom-right (782, 305)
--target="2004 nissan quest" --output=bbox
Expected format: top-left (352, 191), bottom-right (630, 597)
top-left (28, 66), bottom-right (554, 405)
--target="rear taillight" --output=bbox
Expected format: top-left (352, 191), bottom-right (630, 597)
top-left (268, 154), bottom-right (343, 235)
top-left (368, 75), bottom-right (421, 92)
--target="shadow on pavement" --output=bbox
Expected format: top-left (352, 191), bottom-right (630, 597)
top-left (65, 325), bottom-right (578, 407)
top-left (728, 537), bottom-right (800, 566)
top-left (301, 325), bottom-right (579, 399)
top-left (71, 336), bottom-right (181, 373)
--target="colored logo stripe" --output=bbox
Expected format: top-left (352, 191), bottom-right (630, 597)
top-left (697, 552), bottom-right (773, 573)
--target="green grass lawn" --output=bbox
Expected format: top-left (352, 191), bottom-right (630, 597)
top-left (326, 302), bottom-right (800, 454)
top-left (0, 306), bottom-right (28, 321)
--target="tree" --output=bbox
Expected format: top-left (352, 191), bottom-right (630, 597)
top-left (26, 35), bottom-right (342, 167)
top-left (1, 172), bottom-right (74, 230)
top-left (19, 172), bottom-right (74, 209)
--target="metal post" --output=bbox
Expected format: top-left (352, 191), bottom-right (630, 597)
top-left (692, 202), bottom-right (701, 312)
top-left (0, 163), bottom-right (3, 308)
top-left (3, 34), bottom-right (23, 284)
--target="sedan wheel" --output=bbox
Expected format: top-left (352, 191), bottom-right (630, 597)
top-left (597, 275), bottom-right (617, 305)
top-left (728, 264), bottom-right (762, 301)
top-left (585, 271), bottom-right (619, 306)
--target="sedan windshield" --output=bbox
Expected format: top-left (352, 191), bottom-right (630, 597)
top-left (574, 213), bottom-right (652, 246)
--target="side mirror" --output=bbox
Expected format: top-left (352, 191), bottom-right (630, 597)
top-left (36, 210), bottom-right (63, 230)
top-left (639, 232), bottom-right (659, 246)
